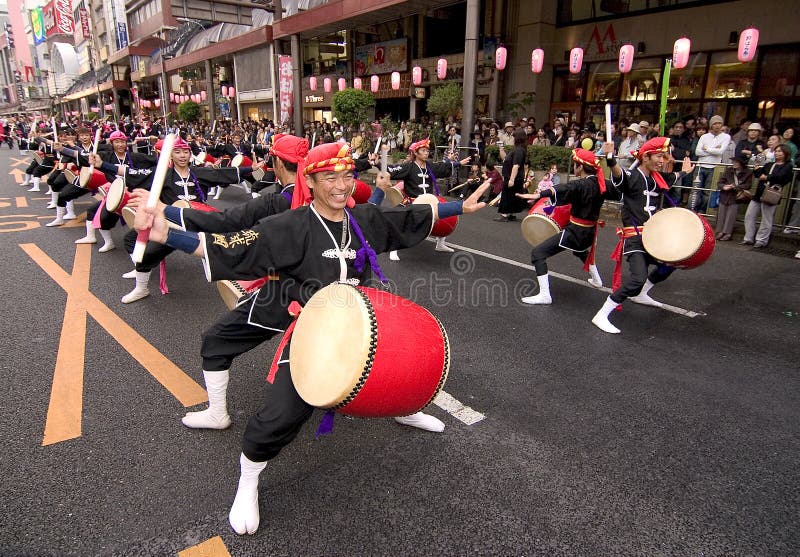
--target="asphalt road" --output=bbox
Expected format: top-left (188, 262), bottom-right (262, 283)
top-left (0, 148), bottom-right (798, 556)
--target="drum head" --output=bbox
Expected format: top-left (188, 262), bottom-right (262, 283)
top-left (172, 200), bottom-right (191, 209)
top-left (105, 178), bottom-right (125, 212)
top-left (412, 193), bottom-right (439, 208)
top-left (79, 166), bottom-right (92, 188)
top-left (290, 284), bottom-right (371, 408)
top-left (252, 167), bottom-right (265, 182)
top-left (521, 214), bottom-right (560, 247)
top-left (231, 154), bottom-right (244, 167)
top-left (121, 206), bottom-right (136, 229)
top-left (385, 186), bottom-right (405, 206)
top-left (642, 207), bottom-right (704, 264)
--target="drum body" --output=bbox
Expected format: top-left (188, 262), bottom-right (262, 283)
top-left (34, 151), bottom-right (44, 164)
top-left (62, 163), bottom-right (79, 184)
top-left (385, 182), bottom-right (408, 206)
top-left (217, 155), bottom-right (232, 168)
top-left (290, 284), bottom-right (449, 418)
top-left (194, 152), bottom-right (217, 166)
top-left (231, 154), bottom-right (253, 168)
top-left (520, 198), bottom-right (572, 247)
top-left (105, 178), bottom-right (130, 214)
top-left (351, 180), bottom-right (372, 204)
top-left (216, 277), bottom-right (271, 310)
top-left (79, 167), bottom-right (108, 191)
top-left (172, 199), bottom-right (218, 212)
top-left (642, 207), bottom-right (715, 269)
top-left (413, 193), bottom-right (458, 238)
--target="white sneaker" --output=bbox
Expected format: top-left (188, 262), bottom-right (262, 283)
top-left (394, 412), bottom-right (445, 432)
top-left (181, 409), bottom-right (232, 429)
top-left (521, 293), bottom-right (552, 305)
top-left (389, 250), bottom-right (400, 261)
top-left (435, 243), bottom-right (455, 253)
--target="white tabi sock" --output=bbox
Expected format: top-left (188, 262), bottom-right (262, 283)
top-left (229, 453), bottom-right (268, 535)
top-left (47, 191), bottom-right (58, 209)
top-left (122, 269), bottom-right (137, 279)
top-left (27, 177), bottom-right (40, 192)
top-left (588, 264), bottom-right (603, 288)
top-left (394, 411), bottom-right (445, 432)
top-left (182, 370), bottom-right (232, 429)
top-left (98, 229), bottom-right (115, 252)
top-left (121, 271), bottom-right (150, 304)
top-left (63, 201), bottom-right (76, 220)
top-left (522, 273), bottom-right (552, 305)
top-left (75, 220), bottom-right (97, 244)
top-left (46, 206), bottom-right (66, 227)
top-left (22, 174), bottom-right (30, 186)
top-left (592, 296), bottom-right (621, 334)
top-left (434, 236), bottom-right (454, 253)
top-left (389, 250), bottom-right (400, 261)
top-left (629, 279), bottom-right (664, 307)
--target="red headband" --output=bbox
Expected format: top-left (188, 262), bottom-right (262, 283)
top-left (270, 134), bottom-right (309, 164)
top-left (572, 148), bottom-right (605, 193)
top-left (409, 138), bottom-right (430, 152)
top-left (292, 143), bottom-right (356, 209)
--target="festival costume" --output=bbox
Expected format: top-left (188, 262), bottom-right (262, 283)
top-left (592, 138), bottom-right (684, 333)
top-left (46, 140), bottom-right (108, 226)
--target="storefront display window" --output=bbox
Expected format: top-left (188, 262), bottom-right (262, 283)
top-left (621, 58), bottom-right (662, 102)
top-left (587, 62), bottom-right (621, 102)
top-left (705, 51), bottom-right (755, 100)
top-left (667, 53), bottom-right (707, 100)
top-left (757, 48), bottom-right (800, 98)
top-left (552, 68), bottom-right (585, 103)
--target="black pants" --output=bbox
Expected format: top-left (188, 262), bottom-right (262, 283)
top-left (242, 338), bottom-right (315, 462)
top-left (32, 163), bottom-right (55, 178)
top-left (200, 301), bottom-right (284, 371)
top-left (57, 184), bottom-right (91, 207)
top-left (25, 160), bottom-right (38, 175)
top-left (610, 251), bottom-right (674, 303)
top-left (123, 228), bottom-right (175, 273)
top-left (531, 233), bottom-right (588, 276)
top-left (47, 171), bottom-right (71, 192)
top-left (86, 199), bottom-right (120, 230)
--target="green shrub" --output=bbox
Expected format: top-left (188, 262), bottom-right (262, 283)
top-left (177, 101), bottom-right (201, 122)
top-left (332, 89), bottom-right (376, 135)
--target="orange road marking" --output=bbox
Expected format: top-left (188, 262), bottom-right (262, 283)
top-left (10, 157), bottom-right (29, 167)
top-left (16, 197), bottom-right (27, 208)
top-left (20, 243), bottom-right (207, 446)
top-left (178, 536), bottom-right (232, 557)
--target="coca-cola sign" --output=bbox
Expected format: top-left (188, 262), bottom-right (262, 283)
top-left (44, 0), bottom-right (74, 38)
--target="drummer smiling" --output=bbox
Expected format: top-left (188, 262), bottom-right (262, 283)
top-left (133, 142), bottom-right (489, 535)
top-left (591, 138), bottom-right (695, 334)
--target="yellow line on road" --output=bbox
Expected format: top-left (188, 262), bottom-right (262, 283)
top-left (178, 536), bottom-right (232, 557)
top-left (15, 197), bottom-right (27, 208)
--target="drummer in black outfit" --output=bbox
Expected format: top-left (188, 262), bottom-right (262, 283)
top-left (591, 138), bottom-right (695, 334)
top-left (516, 148), bottom-right (612, 305)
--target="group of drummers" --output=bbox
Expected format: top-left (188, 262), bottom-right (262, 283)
top-left (13, 119), bottom-right (711, 535)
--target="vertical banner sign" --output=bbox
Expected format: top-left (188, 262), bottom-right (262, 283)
top-left (79, 8), bottom-right (91, 41)
top-left (659, 58), bottom-right (672, 135)
top-left (111, 0), bottom-right (128, 50)
top-left (278, 55), bottom-right (293, 126)
top-left (30, 8), bottom-right (46, 45)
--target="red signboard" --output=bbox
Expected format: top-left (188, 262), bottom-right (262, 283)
top-left (79, 8), bottom-right (91, 40)
top-left (278, 55), bottom-right (294, 126)
top-left (43, 0), bottom-right (74, 38)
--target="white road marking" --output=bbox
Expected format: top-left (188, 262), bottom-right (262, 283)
top-left (431, 239), bottom-right (706, 318)
top-left (434, 391), bottom-right (485, 425)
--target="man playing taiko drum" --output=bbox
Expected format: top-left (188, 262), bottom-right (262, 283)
top-left (591, 137), bottom-right (695, 334)
top-left (134, 142), bottom-right (490, 535)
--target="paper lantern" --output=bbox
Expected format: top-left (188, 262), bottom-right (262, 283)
top-left (738, 27), bottom-right (759, 63)
top-left (222, 85), bottom-right (229, 97)
top-left (370, 75), bottom-right (379, 93)
top-left (154, 99), bottom-right (161, 108)
top-left (530, 49), bottom-right (544, 74)
top-left (354, 77), bottom-right (362, 90)
top-left (309, 76), bottom-right (317, 91)
top-left (200, 90), bottom-right (207, 101)
top-left (228, 87), bottom-right (235, 98)
top-left (495, 46), bottom-right (507, 70)
top-left (569, 47), bottom-right (583, 74)
top-left (323, 78), bottom-right (332, 93)
top-left (91, 106), bottom-right (99, 113)
top-left (437, 58), bottom-right (447, 80)
top-left (672, 37), bottom-right (691, 69)
top-left (391, 71), bottom-right (400, 90)
top-left (169, 92), bottom-right (175, 102)
top-left (338, 77), bottom-right (346, 91)
top-left (412, 66), bottom-right (422, 86)
top-left (618, 44), bottom-right (634, 73)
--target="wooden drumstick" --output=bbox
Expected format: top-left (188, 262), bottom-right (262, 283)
top-left (132, 133), bottom-right (176, 263)
top-left (448, 181), bottom-right (472, 193)
top-left (92, 128), bottom-right (101, 155)
top-left (51, 117), bottom-right (58, 143)
top-left (380, 144), bottom-right (389, 174)
top-left (487, 193), bottom-right (502, 207)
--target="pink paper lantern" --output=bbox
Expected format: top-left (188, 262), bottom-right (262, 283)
top-left (338, 77), bottom-right (346, 91)
top-left (228, 87), bottom-right (235, 98)
top-left (437, 58), bottom-right (447, 80)
top-left (200, 90), bottom-right (207, 101)
top-left (618, 43), bottom-right (634, 73)
top-left (495, 46), bottom-right (507, 70)
top-left (370, 75), bottom-right (379, 93)
top-left (323, 78), bottom-right (332, 93)
top-left (672, 37), bottom-right (691, 69)
top-left (91, 106), bottom-right (99, 113)
top-left (222, 85), bottom-right (229, 97)
top-left (154, 99), bottom-right (161, 108)
top-left (354, 77), bottom-right (362, 90)
top-left (309, 76), bottom-right (317, 91)
top-left (169, 92), bottom-right (175, 102)
top-left (569, 47), bottom-right (583, 74)
top-left (738, 27), bottom-right (759, 63)
top-left (530, 49), bottom-right (544, 74)
top-left (391, 71), bottom-right (400, 91)
top-left (412, 66), bottom-right (422, 86)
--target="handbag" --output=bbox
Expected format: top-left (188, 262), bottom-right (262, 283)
top-left (760, 185), bottom-right (782, 206)
top-left (733, 174), bottom-right (753, 204)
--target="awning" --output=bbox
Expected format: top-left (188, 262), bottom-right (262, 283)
top-left (62, 66), bottom-right (116, 101)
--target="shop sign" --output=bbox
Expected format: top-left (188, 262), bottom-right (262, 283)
top-left (304, 95), bottom-right (324, 103)
top-left (30, 8), bottom-right (46, 45)
top-left (584, 23), bottom-right (623, 61)
top-left (278, 55), bottom-right (294, 125)
top-left (78, 8), bottom-right (91, 41)
top-left (354, 38), bottom-right (407, 76)
top-left (43, 0), bottom-right (74, 38)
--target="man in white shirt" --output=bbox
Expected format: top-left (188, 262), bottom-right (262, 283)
top-left (498, 122), bottom-right (515, 147)
top-left (691, 114), bottom-right (730, 212)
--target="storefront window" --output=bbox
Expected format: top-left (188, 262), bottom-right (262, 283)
top-left (552, 68), bottom-right (585, 103)
top-left (667, 53), bottom-right (707, 100)
top-left (758, 48), bottom-right (800, 97)
top-left (621, 58), bottom-right (662, 102)
top-left (705, 51), bottom-right (755, 99)
top-left (587, 62), bottom-right (621, 102)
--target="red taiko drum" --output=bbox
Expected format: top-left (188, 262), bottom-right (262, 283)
top-left (172, 199), bottom-right (218, 212)
top-left (385, 182), bottom-right (408, 206)
top-left (194, 152), bottom-right (217, 166)
top-left (351, 179), bottom-right (372, 205)
top-left (520, 198), bottom-right (572, 247)
top-left (231, 154), bottom-right (253, 168)
top-left (413, 193), bottom-right (458, 238)
top-left (289, 283), bottom-right (449, 418)
top-left (79, 167), bottom-right (109, 192)
top-left (105, 178), bottom-right (130, 214)
top-left (642, 207), bottom-right (715, 269)
top-left (62, 163), bottom-right (79, 184)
